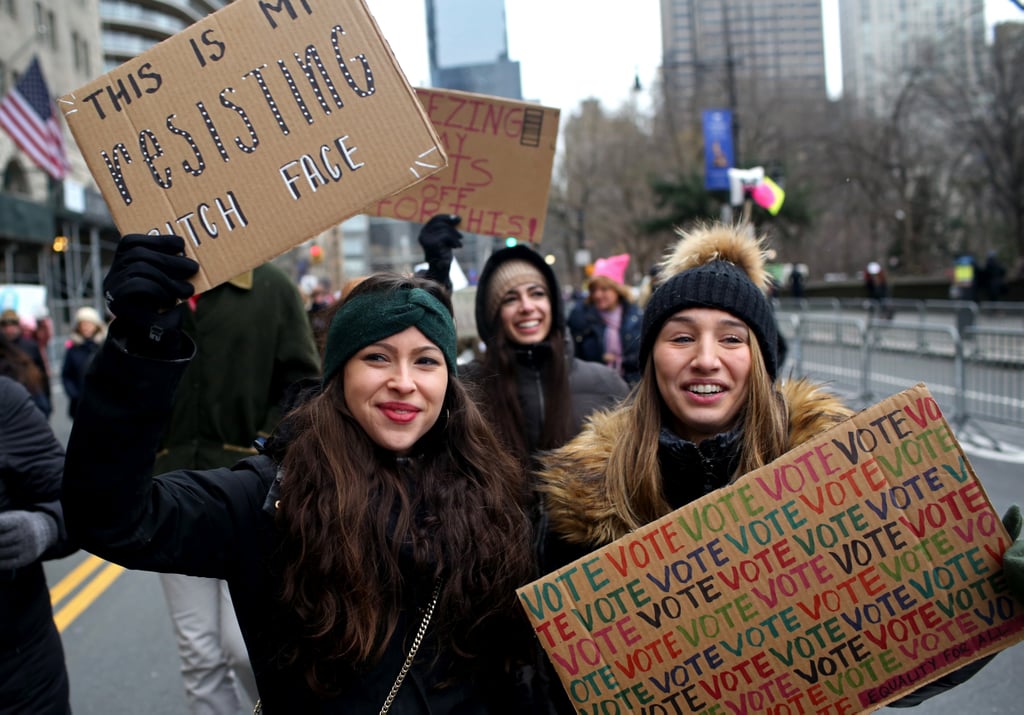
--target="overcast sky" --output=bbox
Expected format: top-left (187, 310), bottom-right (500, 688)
top-left (367, 1), bottom-right (1023, 114)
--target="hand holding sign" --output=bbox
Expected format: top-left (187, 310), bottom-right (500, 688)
top-left (417, 214), bottom-right (462, 292)
top-left (104, 234), bottom-right (197, 357)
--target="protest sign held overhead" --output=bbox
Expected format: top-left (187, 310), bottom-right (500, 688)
top-left (368, 88), bottom-right (560, 243)
top-left (58, 0), bottom-right (447, 292)
top-left (520, 383), bottom-right (1024, 714)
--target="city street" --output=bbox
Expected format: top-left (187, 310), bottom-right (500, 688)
top-left (43, 378), bottom-right (1024, 714)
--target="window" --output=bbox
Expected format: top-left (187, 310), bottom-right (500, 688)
top-left (34, 2), bottom-right (56, 50)
top-left (71, 31), bottom-right (91, 76)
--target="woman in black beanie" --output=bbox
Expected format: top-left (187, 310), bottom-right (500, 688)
top-left (535, 221), bottom-right (1020, 710)
top-left (61, 234), bottom-right (549, 713)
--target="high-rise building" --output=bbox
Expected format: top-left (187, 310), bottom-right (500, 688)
top-left (100, 0), bottom-right (231, 72)
top-left (659, 0), bottom-right (827, 123)
top-left (425, 0), bottom-right (522, 100)
top-left (838, 0), bottom-right (986, 116)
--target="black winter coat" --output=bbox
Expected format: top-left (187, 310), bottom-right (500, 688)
top-left (0, 377), bottom-right (75, 714)
top-left (566, 300), bottom-right (643, 385)
top-left (61, 336), bottom-right (101, 419)
top-left (62, 337), bottom-right (548, 714)
top-left (462, 338), bottom-right (629, 460)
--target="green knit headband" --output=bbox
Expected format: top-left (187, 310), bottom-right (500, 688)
top-left (322, 287), bottom-right (457, 386)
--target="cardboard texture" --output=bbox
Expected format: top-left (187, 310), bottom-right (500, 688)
top-left (367, 87), bottom-right (560, 242)
top-left (57, 0), bottom-right (447, 292)
top-left (520, 384), bottom-right (1024, 714)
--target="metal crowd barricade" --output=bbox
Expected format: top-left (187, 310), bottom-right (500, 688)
top-left (961, 326), bottom-right (1024, 428)
top-left (786, 314), bottom-right (867, 404)
top-left (777, 300), bottom-right (1024, 438)
top-left (862, 320), bottom-right (965, 427)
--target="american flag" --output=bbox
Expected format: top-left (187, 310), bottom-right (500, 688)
top-left (0, 55), bottom-right (69, 180)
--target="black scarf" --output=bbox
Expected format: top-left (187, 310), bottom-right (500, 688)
top-left (658, 426), bottom-right (742, 511)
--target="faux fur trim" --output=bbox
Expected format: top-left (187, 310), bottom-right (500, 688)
top-left (539, 378), bottom-right (853, 547)
top-left (657, 223), bottom-right (773, 294)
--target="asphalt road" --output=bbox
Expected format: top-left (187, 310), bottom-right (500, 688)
top-left (41, 377), bottom-right (1024, 715)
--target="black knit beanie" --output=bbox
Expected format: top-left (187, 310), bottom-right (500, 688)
top-left (640, 259), bottom-right (778, 380)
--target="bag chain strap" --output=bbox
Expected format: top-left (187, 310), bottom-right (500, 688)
top-left (379, 580), bottom-right (442, 715)
top-left (253, 581), bottom-right (442, 715)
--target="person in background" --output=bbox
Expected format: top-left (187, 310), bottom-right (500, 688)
top-left (788, 263), bottom-right (805, 298)
top-left (61, 306), bottom-right (107, 421)
top-left (0, 336), bottom-right (49, 417)
top-left (567, 253), bottom-right (643, 385)
top-left (983, 251), bottom-right (1007, 302)
top-left (0, 375), bottom-right (77, 714)
top-left (0, 308), bottom-right (51, 418)
top-left (536, 221), bottom-right (1023, 709)
top-left (153, 257), bottom-right (322, 715)
top-left (864, 260), bottom-right (893, 319)
top-left (61, 235), bottom-right (547, 711)
top-left (465, 244), bottom-right (629, 475)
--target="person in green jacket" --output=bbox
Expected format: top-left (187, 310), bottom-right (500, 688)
top-left (155, 262), bottom-right (321, 715)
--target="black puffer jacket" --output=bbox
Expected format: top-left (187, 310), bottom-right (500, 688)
top-left (0, 377), bottom-right (76, 714)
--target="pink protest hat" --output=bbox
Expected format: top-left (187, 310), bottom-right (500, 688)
top-left (589, 254), bottom-right (632, 303)
top-left (592, 254), bottom-right (630, 285)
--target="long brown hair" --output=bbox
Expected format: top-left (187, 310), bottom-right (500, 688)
top-left (273, 274), bottom-right (535, 693)
top-left (0, 341), bottom-right (45, 396)
top-left (477, 322), bottom-right (573, 463)
top-left (603, 331), bottom-right (788, 530)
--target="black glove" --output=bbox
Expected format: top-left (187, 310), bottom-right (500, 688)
top-left (417, 214), bottom-right (462, 291)
top-left (103, 234), bottom-right (198, 357)
top-left (0, 510), bottom-right (57, 569)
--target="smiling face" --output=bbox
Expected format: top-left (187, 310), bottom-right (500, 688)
top-left (652, 307), bottom-right (752, 444)
top-left (0, 319), bottom-right (20, 341)
top-left (343, 326), bottom-right (449, 455)
top-left (589, 279), bottom-right (621, 311)
top-left (498, 281), bottom-right (553, 345)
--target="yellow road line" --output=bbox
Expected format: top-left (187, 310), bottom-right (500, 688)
top-left (50, 553), bottom-right (106, 607)
top-left (53, 561), bottom-right (125, 633)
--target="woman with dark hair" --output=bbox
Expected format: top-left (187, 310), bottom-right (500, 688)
top-left (0, 338), bottom-right (49, 416)
top-left (61, 234), bottom-right (544, 713)
top-left (465, 244), bottom-right (629, 471)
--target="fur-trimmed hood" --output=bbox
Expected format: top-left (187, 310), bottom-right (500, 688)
top-left (538, 378), bottom-right (853, 548)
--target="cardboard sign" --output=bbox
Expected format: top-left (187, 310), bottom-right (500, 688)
top-left (367, 87), bottom-right (559, 242)
top-left (520, 384), bottom-right (1024, 714)
top-left (58, 0), bottom-right (446, 291)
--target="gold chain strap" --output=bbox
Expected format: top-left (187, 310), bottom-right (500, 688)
top-left (379, 581), bottom-right (442, 715)
top-left (252, 581), bottom-right (442, 715)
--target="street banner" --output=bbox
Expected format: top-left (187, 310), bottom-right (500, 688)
top-left (702, 109), bottom-right (733, 191)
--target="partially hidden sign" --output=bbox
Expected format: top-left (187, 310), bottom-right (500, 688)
top-left (520, 384), bottom-right (1024, 714)
top-left (367, 87), bottom-right (560, 242)
top-left (58, 0), bottom-right (446, 292)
